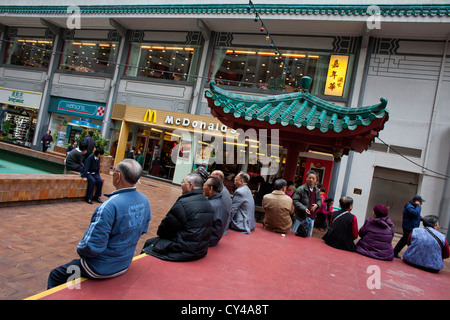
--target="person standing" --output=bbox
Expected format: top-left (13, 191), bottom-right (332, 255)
top-left (40, 130), bottom-right (53, 152)
top-left (262, 179), bottom-right (293, 234)
top-left (141, 173), bottom-right (213, 261)
top-left (47, 159), bottom-right (151, 289)
top-left (393, 195), bottom-right (424, 258)
top-left (292, 170), bottom-right (321, 237)
top-left (229, 171), bottom-right (255, 234)
top-left (203, 176), bottom-right (229, 247)
top-left (83, 130), bottom-right (96, 162)
top-left (81, 147), bottom-right (104, 204)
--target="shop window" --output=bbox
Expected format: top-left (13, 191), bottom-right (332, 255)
top-left (209, 46), bottom-right (354, 98)
top-left (124, 43), bottom-right (201, 82)
top-left (3, 38), bottom-right (53, 69)
top-left (0, 105), bottom-right (38, 147)
top-left (58, 40), bottom-right (119, 74)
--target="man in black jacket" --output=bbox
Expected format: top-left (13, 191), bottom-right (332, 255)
top-left (142, 173), bottom-right (214, 261)
top-left (81, 147), bottom-right (104, 204)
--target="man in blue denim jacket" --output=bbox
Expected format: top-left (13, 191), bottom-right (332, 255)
top-left (48, 159), bottom-right (151, 289)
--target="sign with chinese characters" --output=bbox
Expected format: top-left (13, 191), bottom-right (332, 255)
top-left (324, 55), bottom-right (349, 97)
top-left (0, 87), bottom-right (42, 109)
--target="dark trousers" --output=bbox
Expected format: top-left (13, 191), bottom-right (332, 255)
top-left (394, 228), bottom-right (412, 256)
top-left (47, 259), bottom-right (92, 289)
top-left (86, 173), bottom-right (103, 199)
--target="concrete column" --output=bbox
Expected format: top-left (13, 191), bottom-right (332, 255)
top-left (282, 147), bottom-right (301, 182)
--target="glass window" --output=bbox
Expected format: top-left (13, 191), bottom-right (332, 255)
top-left (124, 43), bottom-right (200, 82)
top-left (3, 38), bottom-right (53, 69)
top-left (209, 46), bottom-right (353, 97)
top-left (58, 40), bottom-right (119, 74)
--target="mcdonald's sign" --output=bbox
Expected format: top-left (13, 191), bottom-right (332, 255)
top-left (143, 109), bottom-right (157, 123)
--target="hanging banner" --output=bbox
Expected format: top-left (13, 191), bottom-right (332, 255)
top-left (324, 55), bottom-right (349, 97)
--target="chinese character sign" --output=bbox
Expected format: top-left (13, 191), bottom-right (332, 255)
top-left (324, 55), bottom-right (349, 97)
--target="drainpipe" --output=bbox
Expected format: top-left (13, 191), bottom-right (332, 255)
top-left (422, 35), bottom-right (449, 179)
top-left (32, 23), bottom-right (63, 150)
top-left (190, 19), bottom-right (211, 115)
top-left (430, 35), bottom-right (450, 236)
top-left (101, 20), bottom-right (128, 140)
top-left (339, 28), bottom-right (371, 199)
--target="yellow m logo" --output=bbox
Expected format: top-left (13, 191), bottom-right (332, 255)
top-left (143, 109), bottom-right (157, 123)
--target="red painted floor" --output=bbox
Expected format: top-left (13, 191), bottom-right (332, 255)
top-left (34, 224), bottom-right (449, 300)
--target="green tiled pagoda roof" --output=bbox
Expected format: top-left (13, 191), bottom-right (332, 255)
top-left (0, 4), bottom-right (448, 17)
top-left (205, 80), bottom-right (388, 135)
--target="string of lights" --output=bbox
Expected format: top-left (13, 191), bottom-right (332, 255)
top-left (0, 1), bottom-right (307, 90)
top-left (246, 0), bottom-right (303, 90)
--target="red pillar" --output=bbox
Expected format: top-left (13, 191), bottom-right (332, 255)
top-left (282, 147), bottom-right (301, 182)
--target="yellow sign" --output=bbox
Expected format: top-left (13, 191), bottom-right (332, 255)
top-left (324, 55), bottom-right (349, 97)
top-left (143, 109), bottom-right (157, 123)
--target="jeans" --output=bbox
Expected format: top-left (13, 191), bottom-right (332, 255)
top-left (292, 216), bottom-right (315, 237)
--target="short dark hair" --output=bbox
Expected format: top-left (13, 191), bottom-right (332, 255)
top-left (273, 179), bottom-right (287, 190)
top-left (79, 141), bottom-right (88, 151)
top-left (94, 147), bottom-right (104, 156)
top-left (339, 196), bottom-right (353, 211)
top-left (306, 170), bottom-right (317, 178)
top-left (207, 177), bottom-right (223, 193)
top-left (422, 215), bottom-right (439, 228)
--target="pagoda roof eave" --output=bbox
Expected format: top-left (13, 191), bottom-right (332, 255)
top-left (205, 81), bottom-right (389, 155)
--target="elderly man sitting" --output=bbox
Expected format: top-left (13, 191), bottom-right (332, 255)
top-left (262, 179), bottom-right (293, 234)
top-left (47, 159), bottom-right (151, 289)
top-left (142, 173), bottom-right (214, 261)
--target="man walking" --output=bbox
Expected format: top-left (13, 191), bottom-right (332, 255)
top-left (394, 195), bottom-right (425, 258)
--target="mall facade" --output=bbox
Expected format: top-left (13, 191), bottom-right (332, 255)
top-left (0, 1), bottom-right (448, 234)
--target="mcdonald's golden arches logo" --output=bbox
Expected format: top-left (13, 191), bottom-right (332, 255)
top-left (143, 109), bottom-right (157, 123)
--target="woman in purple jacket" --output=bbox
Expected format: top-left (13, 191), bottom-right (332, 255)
top-left (356, 204), bottom-right (395, 261)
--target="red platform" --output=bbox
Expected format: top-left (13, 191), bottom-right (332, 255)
top-left (29, 224), bottom-right (449, 300)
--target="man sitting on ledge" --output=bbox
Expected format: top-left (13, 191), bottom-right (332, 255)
top-left (142, 173), bottom-right (213, 261)
top-left (47, 159), bottom-right (151, 289)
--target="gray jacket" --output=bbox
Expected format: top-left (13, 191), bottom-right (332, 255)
top-left (292, 183), bottom-right (321, 220)
top-left (230, 185), bottom-right (255, 234)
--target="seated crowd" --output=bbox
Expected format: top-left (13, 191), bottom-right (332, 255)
top-left (48, 164), bottom-right (449, 289)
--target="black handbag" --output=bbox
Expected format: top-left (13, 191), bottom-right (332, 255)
top-left (295, 219), bottom-right (309, 238)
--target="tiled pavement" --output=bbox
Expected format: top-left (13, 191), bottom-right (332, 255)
top-left (0, 173), bottom-right (449, 300)
top-left (0, 174), bottom-right (181, 300)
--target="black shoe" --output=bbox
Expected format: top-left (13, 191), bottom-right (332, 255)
top-left (93, 197), bottom-right (103, 203)
top-left (394, 254), bottom-right (401, 259)
top-left (86, 198), bottom-right (93, 204)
